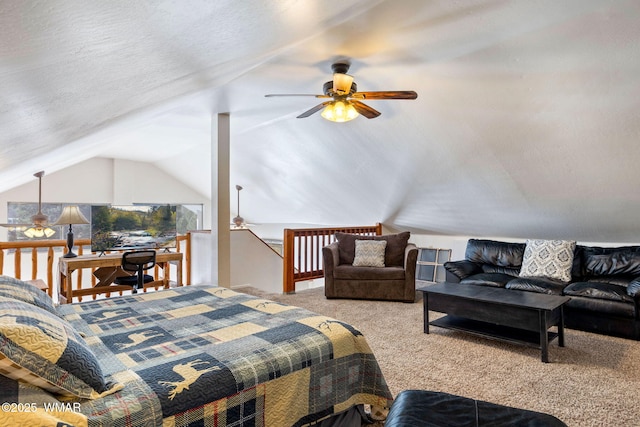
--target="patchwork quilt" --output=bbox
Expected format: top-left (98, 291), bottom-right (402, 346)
top-left (1, 285), bottom-right (392, 426)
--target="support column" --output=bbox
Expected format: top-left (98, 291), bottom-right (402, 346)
top-left (211, 113), bottom-right (231, 286)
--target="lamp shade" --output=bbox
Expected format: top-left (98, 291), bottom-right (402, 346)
top-left (321, 100), bottom-right (359, 122)
top-left (53, 206), bottom-right (89, 226)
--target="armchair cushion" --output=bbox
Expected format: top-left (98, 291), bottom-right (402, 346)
top-left (336, 231), bottom-right (410, 267)
top-left (334, 265), bottom-right (406, 281)
top-left (352, 240), bottom-right (387, 267)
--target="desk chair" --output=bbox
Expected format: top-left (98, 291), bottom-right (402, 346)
top-left (114, 250), bottom-right (156, 294)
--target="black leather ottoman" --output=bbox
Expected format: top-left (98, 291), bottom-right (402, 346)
top-left (385, 390), bottom-right (567, 427)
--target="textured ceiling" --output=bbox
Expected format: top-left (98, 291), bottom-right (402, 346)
top-left (2, 0), bottom-right (640, 242)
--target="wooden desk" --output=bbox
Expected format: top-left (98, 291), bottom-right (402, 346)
top-left (58, 251), bottom-right (183, 304)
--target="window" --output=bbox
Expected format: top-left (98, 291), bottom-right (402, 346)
top-left (6, 203), bottom-right (90, 242)
top-left (416, 247), bottom-right (451, 285)
top-left (5, 203), bottom-right (203, 242)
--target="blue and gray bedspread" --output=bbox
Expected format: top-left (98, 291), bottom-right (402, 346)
top-left (3, 285), bottom-right (392, 426)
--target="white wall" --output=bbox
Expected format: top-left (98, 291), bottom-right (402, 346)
top-left (190, 231), bottom-right (213, 285)
top-left (230, 229), bottom-right (283, 293)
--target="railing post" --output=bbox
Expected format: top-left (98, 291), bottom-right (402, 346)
top-left (14, 248), bottom-right (21, 279)
top-left (283, 229), bottom-right (295, 294)
top-left (47, 247), bottom-right (54, 297)
top-left (186, 232), bottom-right (191, 286)
top-left (31, 247), bottom-right (38, 280)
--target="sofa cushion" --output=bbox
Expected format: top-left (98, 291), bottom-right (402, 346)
top-left (481, 265), bottom-right (520, 276)
top-left (336, 231), bottom-right (409, 267)
top-left (581, 246), bottom-right (640, 277)
top-left (565, 296), bottom-right (635, 318)
top-left (585, 275), bottom-right (634, 287)
top-left (505, 277), bottom-right (567, 295)
top-left (334, 265), bottom-right (406, 281)
top-left (519, 239), bottom-right (576, 282)
top-left (464, 239), bottom-right (525, 267)
top-left (564, 281), bottom-right (634, 303)
top-left (352, 240), bottom-right (387, 267)
top-left (460, 273), bottom-right (514, 288)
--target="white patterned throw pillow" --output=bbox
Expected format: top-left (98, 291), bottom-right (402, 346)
top-left (519, 239), bottom-right (576, 282)
top-left (352, 240), bottom-right (387, 267)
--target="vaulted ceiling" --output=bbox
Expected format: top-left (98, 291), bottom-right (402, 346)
top-left (2, 0), bottom-right (640, 242)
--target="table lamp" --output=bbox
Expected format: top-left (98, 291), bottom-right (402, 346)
top-left (53, 206), bottom-right (89, 258)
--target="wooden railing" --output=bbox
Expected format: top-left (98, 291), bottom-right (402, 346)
top-left (282, 223), bottom-right (382, 293)
top-left (0, 233), bottom-right (192, 301)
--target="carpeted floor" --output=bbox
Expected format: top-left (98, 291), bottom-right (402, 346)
top-left (238, 286), bottom-right (640, 427)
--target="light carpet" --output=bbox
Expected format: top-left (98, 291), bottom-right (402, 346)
top-left (238, 286), bottom-right (640, 427)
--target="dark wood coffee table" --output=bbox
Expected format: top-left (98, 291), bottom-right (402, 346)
top-left (420, 283), bottom-right (570, 363)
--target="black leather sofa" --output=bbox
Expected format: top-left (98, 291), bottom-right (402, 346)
top-left (444, 239), bottom-right (640, 340)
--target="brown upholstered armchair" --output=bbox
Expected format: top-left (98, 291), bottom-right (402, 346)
top-left (322, 231), bottom-right (418, 302)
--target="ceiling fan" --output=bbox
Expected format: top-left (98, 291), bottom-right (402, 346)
top-left (0, 171), bottom-right (55, 238)
top-left (230, 185), bottom-right (255, 228)
top-left (265, 62), bottom-right (417, 122)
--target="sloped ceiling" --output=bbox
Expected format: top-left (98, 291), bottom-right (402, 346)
top-left (2, 0), bottom-right (640, 242)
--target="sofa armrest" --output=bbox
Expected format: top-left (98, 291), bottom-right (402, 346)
top-left (322, 242), bottom-right (339, 297)
top-left (444, 260), bottom-right (482, 282)
top-left (628, 278), bottom-right (640, 320)
top-left (404, 243), bottom-right (418, 270)
top-left (628, 278), bottom-right (640, 298)
top-left (404, 243), bottom-right (419, 302)
top-left (323, 242), bottom-right (339, 271)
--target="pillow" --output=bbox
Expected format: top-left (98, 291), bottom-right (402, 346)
top-left (0, 296), bottom-right (123, 399)
top-left (352, 240), bottom-right (387, 267)
top-left (519, 239), bottom-right (576, 282)
top-left (0, 275), bottom-right (58, 316)
top-left (336, 231), bottom-right (409, 267)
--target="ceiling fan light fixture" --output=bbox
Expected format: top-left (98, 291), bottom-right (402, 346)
top-left (321, 100), bottom-right (359, 122)
top-left (23, 170), bottom-right (55, 239)
top-left (333, 73), bottom-right (354, 95)
top-left (23, 226), bottom-right (55, 239)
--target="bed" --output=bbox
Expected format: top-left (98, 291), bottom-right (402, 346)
top-left (0, 277), bottom-right (392, 426)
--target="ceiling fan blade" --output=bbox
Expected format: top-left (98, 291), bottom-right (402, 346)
top-left (297, 101), bottom-right (332, 118)
top-left (333, 73), bottom-right (354, 95)
top-left (351, 91), bottom-right (418, 100)
top-left (350, 100), bottom-right (381, 119)
top-left (265, 94), bottom-right (331, 98)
